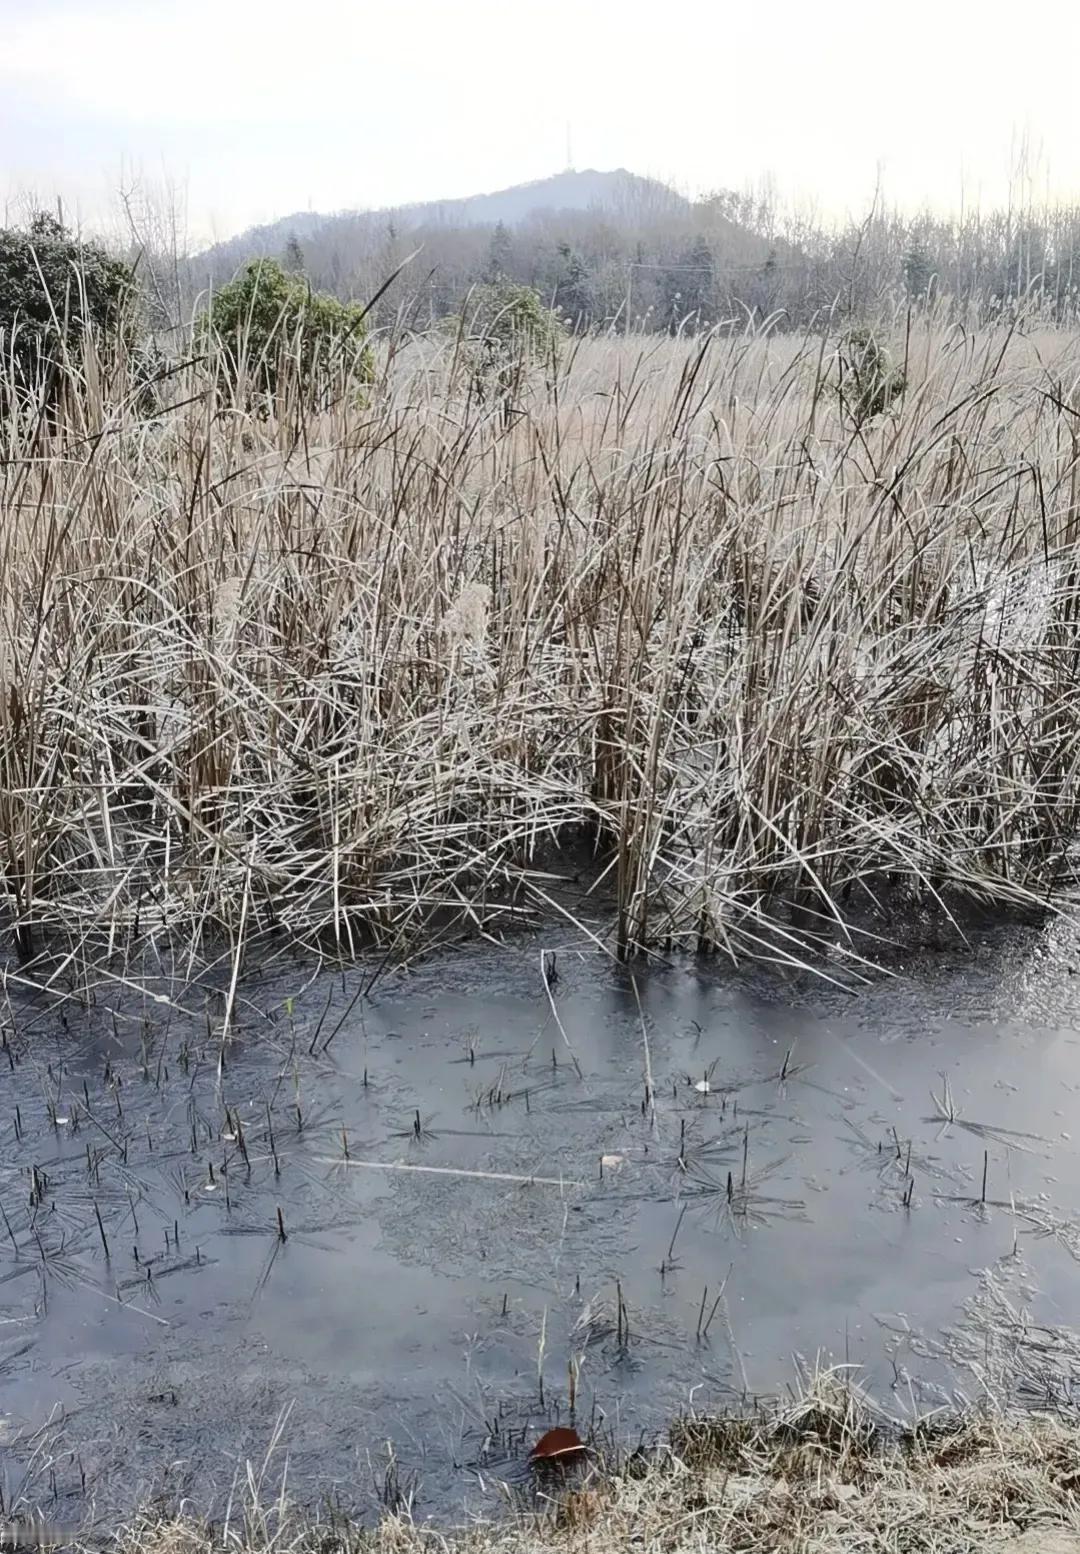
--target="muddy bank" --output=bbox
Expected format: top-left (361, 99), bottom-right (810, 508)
top-left (3, 918), bottom-right (1080, 1529)
top-left (53, 1378), bottom-right (1080, 1554)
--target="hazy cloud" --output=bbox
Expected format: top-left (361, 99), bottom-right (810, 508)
top-left (3, 0), bottom-right (1079, 241)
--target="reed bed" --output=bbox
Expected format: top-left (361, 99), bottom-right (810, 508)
top-left (3, 318), bottom-right (1080, 976)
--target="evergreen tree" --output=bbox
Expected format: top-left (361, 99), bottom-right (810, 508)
top-left (664, 236), bottom-right (713, 331)
top-left (484, 221), bottom-right (512, 283)
top-left (554, 242), bottom-right (590, 329)
top-left (200, 258), bottom-right (374, 402)
top-left (283, 232), bottom-right (305, 274)
top-left (903, 243), bottom-right (932, 302)
top-left (0, 211), bottom-right (136, 396)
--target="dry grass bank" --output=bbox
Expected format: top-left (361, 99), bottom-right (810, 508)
top-left (88, 1378), bottom-right (1080, 1553)
top-left (3, 320), bottom-right (1080, 977)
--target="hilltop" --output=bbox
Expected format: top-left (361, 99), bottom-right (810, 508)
top-left (184, 167), bottom-right (777, 329)
top-left (192, 169), bottom-right (691, 281)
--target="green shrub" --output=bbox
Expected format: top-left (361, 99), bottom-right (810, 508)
top-left (838, 326), bottom-right (906, 427)
top-left (199, 259), bottom-right (374, 403)
top-left (457, 282), bottom-right (563, 408)
top-left (0, 212), bottom-right (136, 395)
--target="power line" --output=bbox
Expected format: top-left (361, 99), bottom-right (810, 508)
top-left (626, 259), bottom-right (820, 275)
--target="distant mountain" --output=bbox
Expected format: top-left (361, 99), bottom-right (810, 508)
top-left (183, 168), bottom-right (780, 332)
top-left (406, 168), bottom-right (689, 227)
top-left (192, 169), bottom-right (690, 281)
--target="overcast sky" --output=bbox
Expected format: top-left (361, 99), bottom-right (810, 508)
top-left (3, 0), bottom-right (1079, 244)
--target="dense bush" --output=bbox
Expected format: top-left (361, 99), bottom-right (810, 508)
top-left (838, 326), bottom-right (906, 427)
top-left (0, 212), bottom-right (136, 394)
top-left (199, 258), bottom-right (374, 402)
top-left (458, 281), bottom-right (563, 406)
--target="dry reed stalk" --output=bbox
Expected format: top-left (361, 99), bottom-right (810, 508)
top-left (316, 1157), bottom-right (582, 1187)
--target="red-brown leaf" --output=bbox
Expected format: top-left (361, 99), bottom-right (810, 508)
top-left (530, 1426), bottom-right (585, 1462)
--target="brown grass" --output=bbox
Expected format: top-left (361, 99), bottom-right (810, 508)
top-left (84, 1375), bottom-right (1080, 1553)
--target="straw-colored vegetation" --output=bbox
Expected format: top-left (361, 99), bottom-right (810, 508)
top-left (2, 315), bottom-right (1080, 974)
top-left (83, 1377), bottom-right (1080, 1553)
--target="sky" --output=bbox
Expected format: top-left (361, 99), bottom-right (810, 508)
top-left (4, 0), bottom-right (1080, 245)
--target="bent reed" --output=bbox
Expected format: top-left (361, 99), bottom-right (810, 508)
top-left (2, 315), bottom-right (1080, 975)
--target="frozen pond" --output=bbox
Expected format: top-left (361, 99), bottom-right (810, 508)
top-left (4, 919), bottom-right (1080, 1526)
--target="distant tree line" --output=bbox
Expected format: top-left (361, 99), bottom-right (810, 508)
top-left (9, 186), bottom-right (1080, 382)
top-left (180, 184), bottom-right (1080, 336)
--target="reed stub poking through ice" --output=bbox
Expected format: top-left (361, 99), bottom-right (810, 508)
top-left (3, 317), bottom-right (1080, 970)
